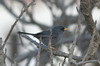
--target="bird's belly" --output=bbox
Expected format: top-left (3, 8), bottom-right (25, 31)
top-left (42, 37), bottom-right (59, 47)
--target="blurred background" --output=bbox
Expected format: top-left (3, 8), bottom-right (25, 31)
top-left (0, 0), bottom-right (100, 66)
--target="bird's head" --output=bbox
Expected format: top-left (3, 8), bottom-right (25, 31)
top-left (52, 26), bottom-right (68, 32)
top-left (52, 26), bottom-right (68, 37)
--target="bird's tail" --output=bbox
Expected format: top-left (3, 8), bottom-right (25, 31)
top-left (18, 32), bottom-right (34, 36)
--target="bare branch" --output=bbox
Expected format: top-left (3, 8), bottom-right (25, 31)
top-left (62, 57), bottom-right (66, 66)
top-left (67, 7), bottom-right (81, 66)
top-left (0, 38), bottom-right (5, 66)
top-left (48, 29), bottom-right (54, 66)
top-left (73, 59), bottom-right (100, 65)
top-left (80, 0), bottom-right (95, 35)
top-left (1, 1), bottom-right (35, 49)
top-left (80, 0), bottom-right (100, 61)
top-left (36, 37), bottom-right (42, 66)
top-left (20, 35), bottom-right (82, 61)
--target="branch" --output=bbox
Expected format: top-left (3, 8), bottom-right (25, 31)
top-left (80, 0), bottom-right (100, 61)
top-left (0, 38), bottom-right (5, 66)
top-left (53, 51), bottom-right (82, 61)
top-left (80, 0), bottom-right (95, 35)
top-left (1, 1), bottom-right (35, 49)
top-left (73, 59), bottom-right (100, 65)
top-left (48, 29), bottom-right (54, 66)
top-left (19, 35), bottom-right (82, 61)
top-left (62, 57), bottom-right (66, 66)
top-left (1, 0), bottom-right (49, 30)
top-left (36, 37), bottom-right (42, 66)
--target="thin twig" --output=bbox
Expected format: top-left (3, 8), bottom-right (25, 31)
top-left (67, 6), bottom-right (82, 66)
top-left (62, 57), bottom-right (66, 66)
top-left (0, 38), bottom-right (5, 66)
top-left (68, 16), bottom-right (81, 66)
top-left (48, 29), bottom-right (54, 66)
top-left (37, 37), bottom-right (42, 66)
top-left (1, 1), bottom-right (35, 49)
top-left (67, 28), bottom-right (78, 66)
top-left (21, 35), bottom-right (82, 61)
top-left (73, 59), bottom-right (100, 65)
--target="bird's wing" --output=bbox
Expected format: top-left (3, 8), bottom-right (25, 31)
top-left (34, 30), bottom-right (50, 39)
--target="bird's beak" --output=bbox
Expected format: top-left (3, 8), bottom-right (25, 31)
top-left (64, 28), bottom-right (68, 30)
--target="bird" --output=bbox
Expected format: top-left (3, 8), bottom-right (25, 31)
top-left (18, 26), bottom-right (68, 48)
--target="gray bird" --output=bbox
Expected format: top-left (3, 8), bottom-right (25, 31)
top-left (18, 26), bottom-right (68, 47)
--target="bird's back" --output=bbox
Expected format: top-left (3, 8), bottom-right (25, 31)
top-left (34, 30), bottom-right (50, 39)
